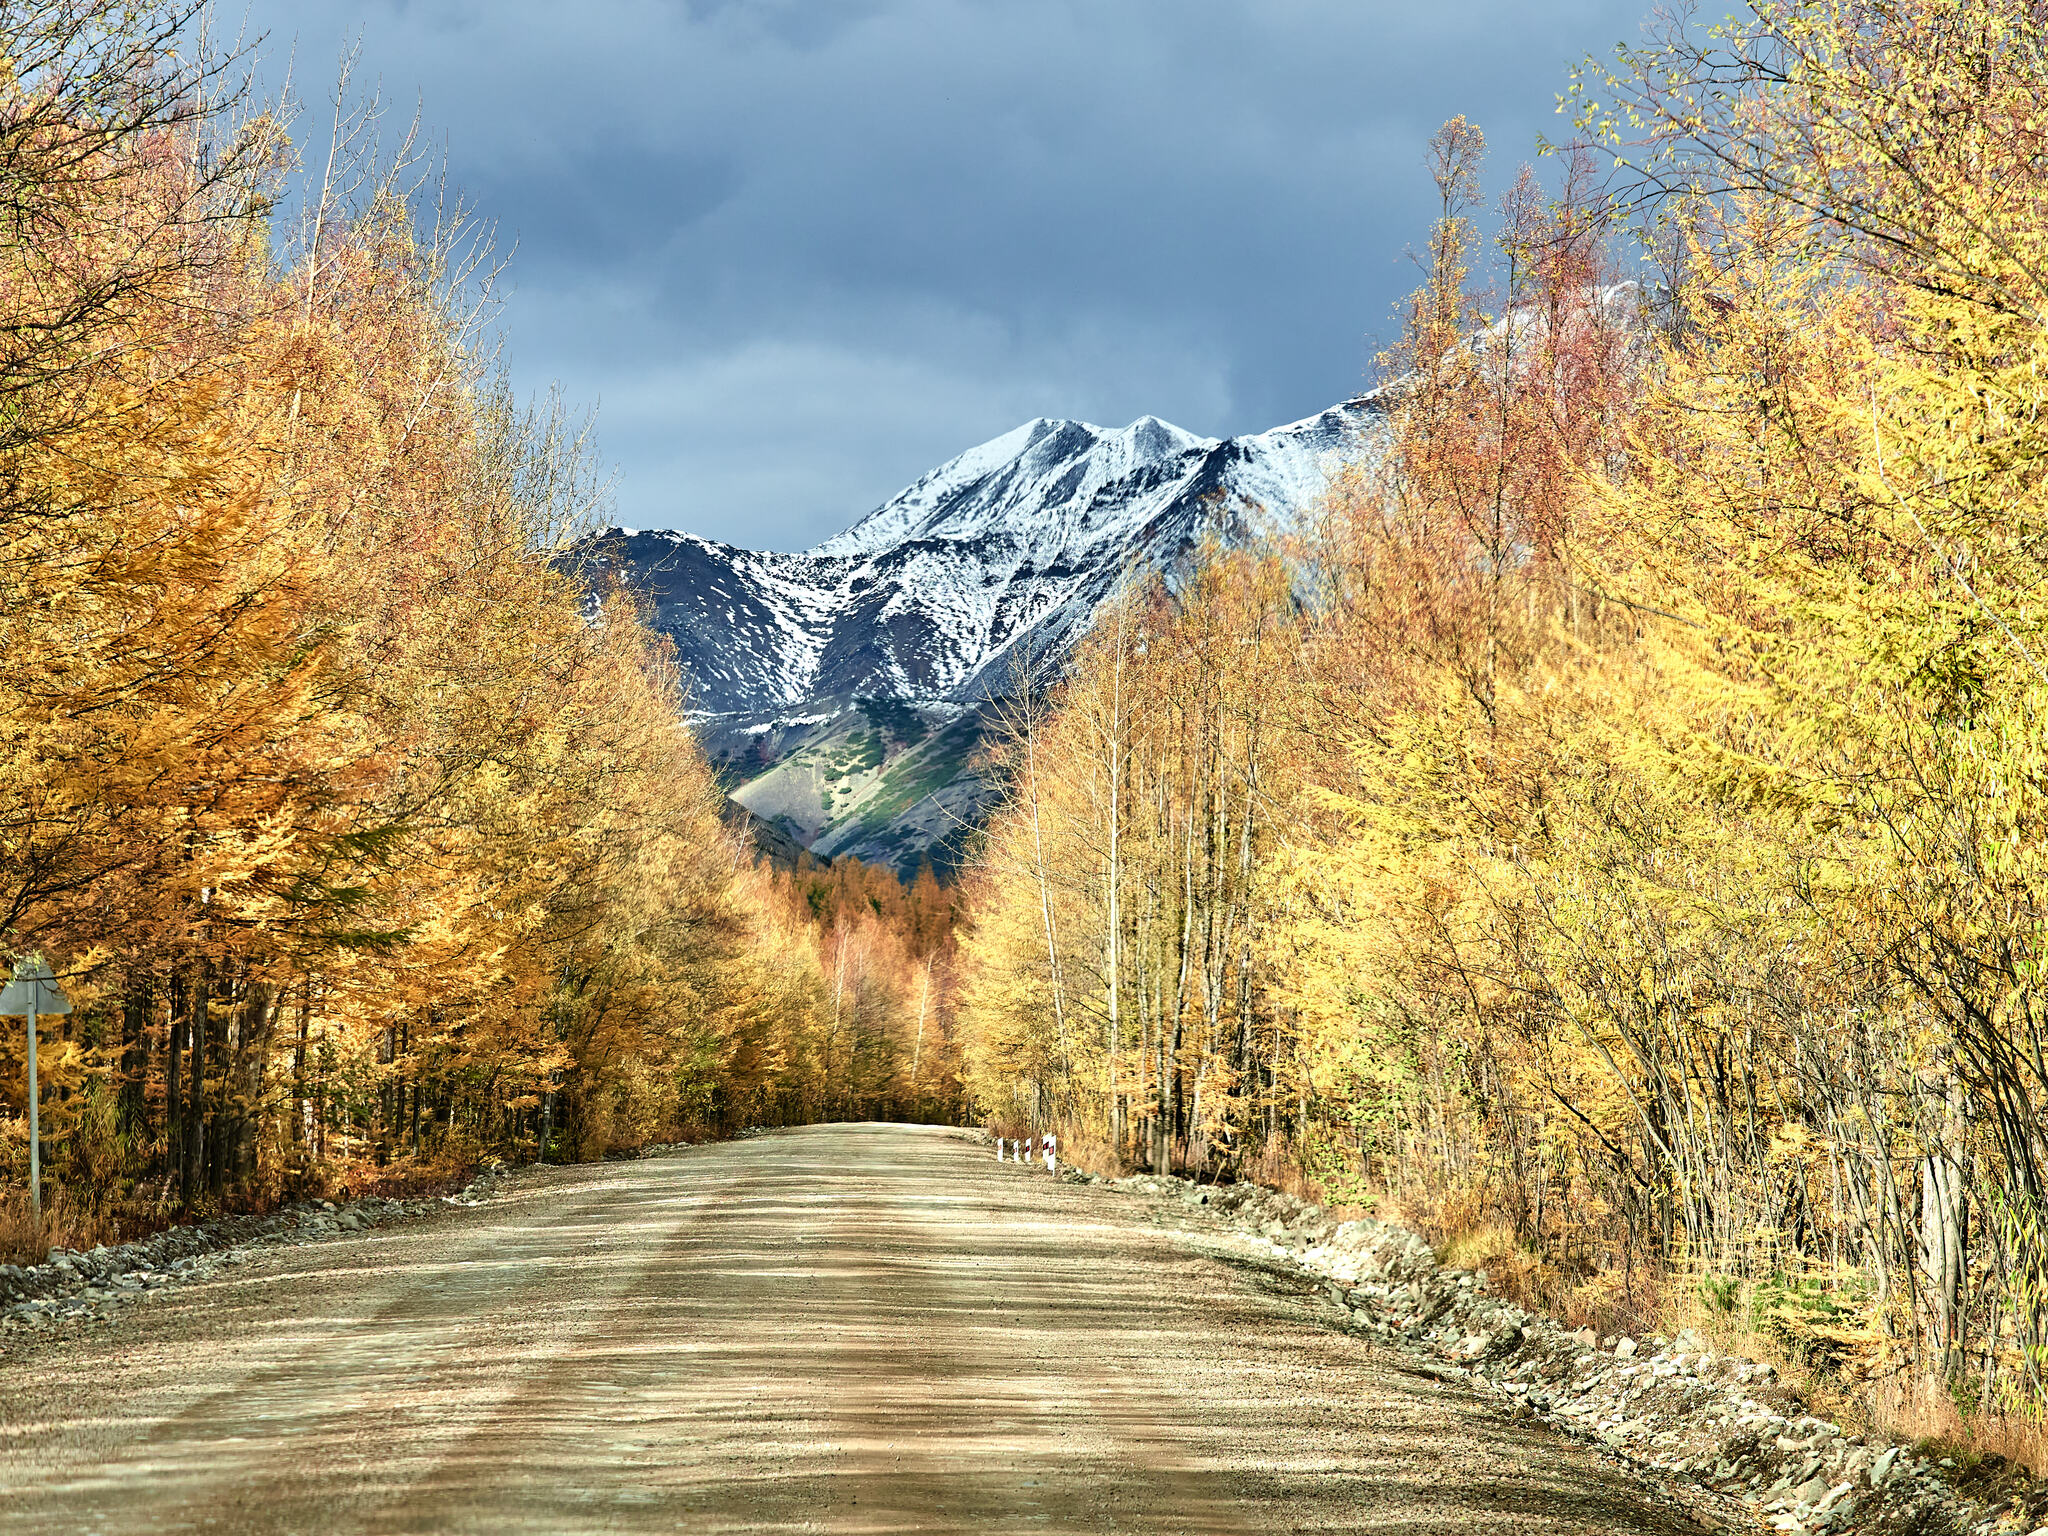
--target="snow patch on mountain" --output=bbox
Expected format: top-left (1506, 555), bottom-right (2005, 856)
top-left (587, 399), bottom-right (1379, 720)
top-left (580, 396), bottom-right (1382, 870)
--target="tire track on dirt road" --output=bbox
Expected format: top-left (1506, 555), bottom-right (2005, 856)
top-left (0, 1124), bottom-right (1710, 1535)
top-left (1, 1153), bottom-right (767, 1532)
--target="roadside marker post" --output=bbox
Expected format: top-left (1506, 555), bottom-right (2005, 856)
top-left (994, 1133), bottom-right (1059, 1174)
top-left (0, 956), bottom-right (73, 1226)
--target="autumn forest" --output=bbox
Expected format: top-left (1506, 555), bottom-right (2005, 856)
top-left (0, 0), bottom-right (965, 1251)
top-left (956, 0), bottom-right (2048, 1447)
top-left (7, 0), bottom-right (2048, 1461)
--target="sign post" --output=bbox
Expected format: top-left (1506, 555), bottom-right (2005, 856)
top-left (0, 957), bottom-right (72, 1226)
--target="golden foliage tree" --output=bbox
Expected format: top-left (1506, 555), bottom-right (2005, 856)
top-left (959, 0), bottom-right (2048, 1423)
top-left (0, 2), bottom-right (957, 1247)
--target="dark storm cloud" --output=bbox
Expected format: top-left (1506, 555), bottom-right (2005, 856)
top-left (238, 0), bottom-right (1653, 549)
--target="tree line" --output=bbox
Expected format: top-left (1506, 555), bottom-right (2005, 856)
top-left (0, 0), bottom-right (961, 1254)
top-left (957, 0), bottom-right (2048, 1431)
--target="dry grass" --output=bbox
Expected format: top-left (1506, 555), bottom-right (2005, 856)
top-left (0, 1193), bottom-right (41, 1266)
top-left (0, 1148), bottom-right (476, 1268)
top-left (1418, 1217), bottom-right (1662, 1340)
top-left (1421, 1210), bottom-right (2048, 1479)
top-left (1240, 1139), bottom-right (1317, 1199)
top-left (1286, 1175), bottom-right (1378, 1225)
top-left (1859, 1376), bottom-right (2048, 1476)
top-left (1053, 1124), bottom-right (1133, 1179)
top-left (337, 1148), bottom-right (478, 1202)
top-left (1641, 1286), bottom-right (2036, 1472)
top-left (1376, 1177), bottom-right (1664, 1341)
top-left (0, 1185), bottom-right (131, 1266)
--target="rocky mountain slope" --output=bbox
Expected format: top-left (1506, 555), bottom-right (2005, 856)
top-left (583, 398), bottom-right (1380, 873)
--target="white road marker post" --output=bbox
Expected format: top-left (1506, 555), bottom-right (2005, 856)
top-left (1044, 1134), bottom-right (1057, 1174)
top-left (0, 956), bottom-right (73, 1229)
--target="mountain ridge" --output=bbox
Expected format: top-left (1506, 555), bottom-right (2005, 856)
top-left (582, 396), bottom-right (1381, 872)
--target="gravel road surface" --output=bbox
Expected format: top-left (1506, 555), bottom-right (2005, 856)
top-left (0, 1123), bottom-right (1708, 1534)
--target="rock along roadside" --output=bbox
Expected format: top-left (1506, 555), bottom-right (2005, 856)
top-left (1075, 1164), bottom-right (2024, 1536)
top-left (0, 1142), bottom-right (693, 1347)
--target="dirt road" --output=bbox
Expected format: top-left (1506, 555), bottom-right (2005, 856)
top-left (0, 1124), bottom-right (1705, 1534)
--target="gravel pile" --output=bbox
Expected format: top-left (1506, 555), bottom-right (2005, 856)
top-left (0, 1163), bottom-right (509, 1344)
top-left (1088, 1169), bottom-right (2043, 1536)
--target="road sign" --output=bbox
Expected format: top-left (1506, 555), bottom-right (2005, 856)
top-left (0, 956), bottom-right (72, 1225)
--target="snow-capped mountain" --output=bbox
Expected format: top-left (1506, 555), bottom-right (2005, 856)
top-left (582, 397), bottom-right (1380, 872)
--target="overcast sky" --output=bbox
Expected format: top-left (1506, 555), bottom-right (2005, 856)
top-left (238, 1), bottom-right (1655, 550)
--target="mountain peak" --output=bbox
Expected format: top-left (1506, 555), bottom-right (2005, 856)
top-left (586, 396), bottom-right (1381, 872)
